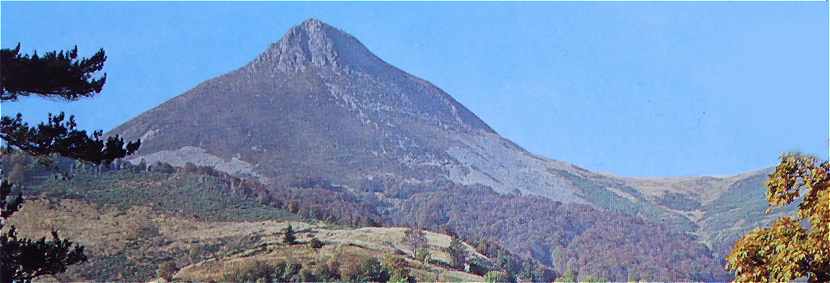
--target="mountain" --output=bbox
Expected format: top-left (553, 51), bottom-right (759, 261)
top-left (108, 18), bottom-right (788, 281)
top-left (109, 18), bottom-right (587, 204)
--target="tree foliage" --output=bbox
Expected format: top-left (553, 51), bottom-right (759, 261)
top-left (308, 237), bottom-right (324, 249)
top-left (727, 153), bottom-right (829, 282)
top-left (0, 44), bottom-right (106, 101)
top-left (156, 261), bottom-right (177, 282)
top-left (0, 227), bottom-right (87, 283)
top-left (283, 224), bottom-right (297, 245)
top-left (392, 184), bottom-right (723, 281)
top-left (1, 180), bottom-right (87, 283)
top-left (1, 113), bottom-right (139, 164)
top-left (221, 260), bottom-right (302, 282)
top-left (0, 44), bottom-right (139, 283)
top-left (382, 253), bottom-right (414, 283)
top-left (555, 269), bottom-right (576, 283)
top-left (350, 257), bottom-right (389, 283)
top-left (414, 247), bottom-right (431, 265)
top-left (403, 227), bottom-right (427, 258)
top-left (0, 44), bottom-right (139, 165)
top-left (484, 270), bottom-right (510, 283)
top-left (447, 237), bottom-right (467, 269)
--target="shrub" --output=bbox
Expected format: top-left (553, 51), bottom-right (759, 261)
top-left (447, 237), bottom-right (467, 269)
top-left (157, 261), bottom-right (178, 282)
top-left (414, 247), bottom-right (431, 264)
top-left (188, 245), bottom-right (202, 264)
top-left (484, 271), bottom-right (510, 283)
top-left (308, 237), bottom-right (324, 249)
top-left (283, 224), bottom-right (297, 244)
top-left (382, 253), bottom-right (414, 283)
top-left (221, 261), bottom-right (274, 282)
top-left (221, 260), bottom-right (302, 282)
top-left (314, 257), bottom-right (341, 281)
top-left (273, 260), bottom-right (302, 282)
top-left (361, 257), bottom-right (390, 282)
top-left (533, 266), bottom-right (557, 283)
top-left (299, 266), bottom-right (317, 282)
top-left (555, 269), bottom-right (576, 283)
top-left (343, 257), bottom-right (389, 282)
top-left (467, 257), bottom-right (493, 276)
top-left (151, 162), bottom-right (176, 173)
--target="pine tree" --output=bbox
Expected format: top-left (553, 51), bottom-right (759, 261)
top-left (447, 237), bottom-right (467, 269)
top-left (0, 44), bottom-right (140, 283)
top-left (283, 224), bottom-right (296, 244)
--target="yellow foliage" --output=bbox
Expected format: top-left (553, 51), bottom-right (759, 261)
top-left (727, 153), bottom-right (829, 282)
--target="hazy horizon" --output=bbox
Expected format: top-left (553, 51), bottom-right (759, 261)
top-left (2, 2), bottom-right (827, 177)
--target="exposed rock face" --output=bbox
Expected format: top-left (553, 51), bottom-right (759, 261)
top-left (110, 18), bottom-right (589, 203)
top-left (110, 19), bottom-right (788, 273)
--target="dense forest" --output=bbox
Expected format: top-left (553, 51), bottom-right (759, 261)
top-left (389, 185), bottom-right (728, 281)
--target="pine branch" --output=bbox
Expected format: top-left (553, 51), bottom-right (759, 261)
top-left (0, 113), bottom-right (140, 165)
top-left (0, 43), bottom-right (127, 282)
top-left (0, 227), bottom-right (87, 283)
top-left (0, 180), bottom-right (22, 227)
top-left (1, 43), bottom-right (107, 102)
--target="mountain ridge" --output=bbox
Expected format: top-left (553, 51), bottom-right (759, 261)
top-left (106, 18), bottom-right (787, 281)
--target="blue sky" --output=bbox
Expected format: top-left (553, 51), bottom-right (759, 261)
top-left (1, 2), bottom-right (827, 177)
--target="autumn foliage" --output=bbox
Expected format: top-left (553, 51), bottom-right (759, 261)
top-left (727, 153), bottom-right (829, 282)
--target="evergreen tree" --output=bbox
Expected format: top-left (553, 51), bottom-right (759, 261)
top-left (0, 44), bottom-right (139, 283)
top-left (283, 224), bottom-right (296, 244)
top-left (447, 237), bottom-right (467, 269)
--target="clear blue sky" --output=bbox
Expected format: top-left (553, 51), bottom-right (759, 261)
top-left (2, 2), bottom-right (827, 177)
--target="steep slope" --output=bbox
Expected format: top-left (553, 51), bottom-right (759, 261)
top-left (109, 18), bottom-right (589, 205)
top-left (106, 18), bottom-right (786, 280)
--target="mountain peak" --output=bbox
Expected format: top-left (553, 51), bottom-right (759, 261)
top-left (290, 18), bottom-right (339, 41)
top-left (253, 18), bottom-right (383, 73)
top-left (298, 17), bottom-right (331, 30)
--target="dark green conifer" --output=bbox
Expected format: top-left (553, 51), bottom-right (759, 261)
top-left (447, 237), bottom-right (467, 269)
top-left (0, 44), bottom-right (139, 283)
top-left (283, 224), bottom-right (297, 244)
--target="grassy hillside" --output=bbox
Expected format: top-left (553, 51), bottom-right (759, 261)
top-left (172, 224), bottom-right (485, 282)
top-left (7, 168), bottom-right (292, 281)
top-left (11, 197), bottom-right (484, 282)
top-left (622, 170), bottom-right (798, 263)
top-left (7, 150), bottom-right (782, 282)
top-left (2, 156), bottom-right (492, 282)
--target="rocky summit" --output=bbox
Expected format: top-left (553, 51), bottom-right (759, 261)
top-left (107, 18), bottom-right (789, 281)
top-left (110, 18), bottom-right (588, 203)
